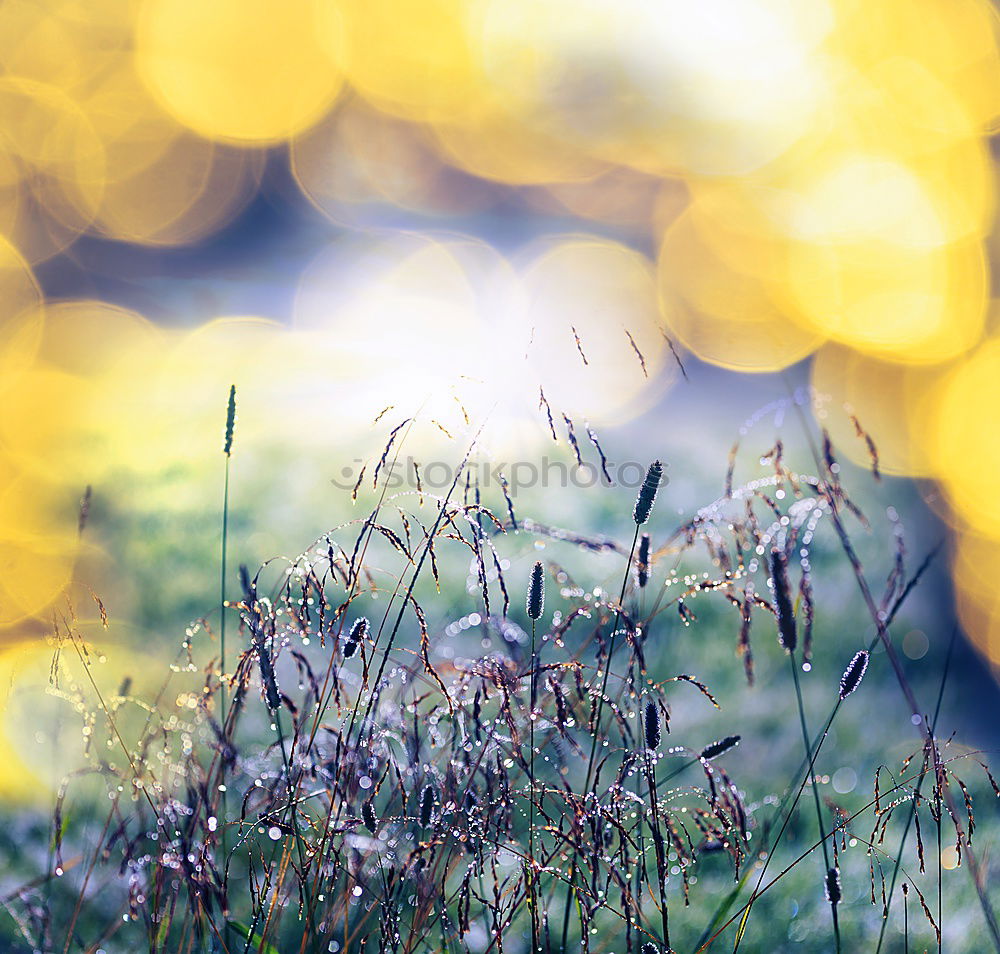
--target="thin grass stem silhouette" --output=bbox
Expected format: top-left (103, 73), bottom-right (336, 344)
top-left (875, 629), bottom-right (956, 953)
top-left (789, 651), bottom-right (841, 952)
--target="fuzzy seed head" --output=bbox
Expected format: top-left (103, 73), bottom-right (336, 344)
top-left (420, 784), bottom-right (435, 827)
top-left (839, 650), bottom-right (870, 700)
top-left (769, 547), bottom-right (797, 653)
top-left (343, 617), bottom-right (369, 659)
top-left (258, 645), bottom-right (281, 712)
top-left (637, 533), bottom-right (651, 588)
top-left (552, 680), bottom-right (570, 728)
top-left (527, 561), bottom-right (545, 620)
top-left (223, 384), bottom-right (236, 456)
top-left (361, 799), bottom-right (378, 833)
top-left (824, 866), bottom-right (842, 905)
top-left (700, 735), bottom-right (741, 761)
top-left (644, 700), bottom-right (660, 751)
top-left (633, 460), bottom-right (663, 526)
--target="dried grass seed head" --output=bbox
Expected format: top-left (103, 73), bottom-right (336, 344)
top-left (258, 644), bottom-right (281, 712)
top-left (637, 532), bottom-right (651, 588)
top-left (700, 735), bottom-right (741, 761)
top-left (223, 384), bottom-right (236, 456)
top-left (839, 649), bottom-right (870, 700)
top-left (420, 784), bottom-right (436, 827)
top-left (644, 700), bottom-right (660, 751)
top-left (527, 561), bottom-right (545, 620)
top-left (344, 617), bottom-right (369, 659)
top-left (769, 547), bottom-right (797, 652)
top-left (633, 460), bottom-right (663, 526)
top-left (824, 866), bottom-right (842, 905)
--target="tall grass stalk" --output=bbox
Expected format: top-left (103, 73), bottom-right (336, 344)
top-left (567, 522), bottom-right (639, 954)
top-left (789, 651), bottom-right (841, 951)
top-left (703, 755), bottom-right (972, 952)
top-left (875, 630), bottom-right (955, 954)
top-left (220, 384), bottom-right (236, 925)
top-left (583, 522), bottom-right (642, 796)
top-left (787, 380), bottom-right (1000, 950)
top-left (527, 559), bottom-right (544, 954)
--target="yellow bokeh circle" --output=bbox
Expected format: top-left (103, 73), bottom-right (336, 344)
top-left (929, 337), bottom-right (1000, 535)
top-left (135, 0), bottom-right (346, 143)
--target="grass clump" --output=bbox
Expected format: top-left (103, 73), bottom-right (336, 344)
top-left (8, 400), bottom-right (1000, 954)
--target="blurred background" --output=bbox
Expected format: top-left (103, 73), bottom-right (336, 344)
top-left (0, 0), bottom-right (999, 832)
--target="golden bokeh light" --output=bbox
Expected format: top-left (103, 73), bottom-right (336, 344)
top-left (0, 77), bottom-right (105, 262)
top-left (430, 102), bottom-right (608, 186)
top-left (837, 0), bottom-right (1000, 130)
top-left (929, 338), bottom-right (1000, 536)
top-left (518, 236), bottom-right (672, 422)
top-left (0, 236), bottom-right (42, 330)
top-left (3, 0), bottom-right (1000, 775)
top-left (786, 232), bottom-right (987, 364)
top-left (810, 344), bottom-right (951, 476)
top-left (658, 208), bottom-right (825, 372)
top-left (97, 139), bottom-right (264, 245)
top-left (952, 526), bottom-right (1000, 670)
top-left (291, 99), bottom-right (492, 227)
top-left (135, 0), bottom-right (346, 143)
top-left (338, 0), bottom-right (481, 124)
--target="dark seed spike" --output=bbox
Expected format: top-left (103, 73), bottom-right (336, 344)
top-left (343, 617), bottom-right (369, 659)
top-left (258, 642), bottom-right (281, 712)
top-left (585, 423), bottom-right (612, 484)
top-left (538, 387), bottom-right (557, 441)
top-left (571, 325), bottom-right (589, 366)
top-left (839, 649), bottom-right (870, 700)
top-left (77, 485), bottom-right (92, 537)
top-left (623, 327), bottom-right (648, 378)
top-left (662, 329), bottom-right (689, 380)
top-left (641, 944), bottom-right (658, 954)
top-left (825, 866), bottom-right (842, 905)
top-left (223, 384), bottom-right (236, 456)
top-left (550, 677), bottom-right (570, 728)
top-left (634, 460), bottom-right (663, 526)
top-left (799, 569), bottom-right (814, 663)
top-left (361, 799), bottom-right (378, 833)
top-left (562, 413), bottom-right (583, 466)
top-left (700, 735), bottom-right (741, 761)
top-left (238, 564), bottom-right (251, 599)
top-left (420, 784), bottom-right (435, 827)
top-left (527, 561), bottom-right (545, 621)
top-left (643, 700), bottom-right (660, 751)
top-left (769, 547), bottom-right (797, 652)
top-left (725, 441), bottom-right (739, 498)
top-left (351, 465), bottom-right (366, 502)
top-left (637, 533), bottom-right (651, 588)
top-left (500, 474), bottom-right (517, 531)
top-left (372, 418), bottom-right (410, 489)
